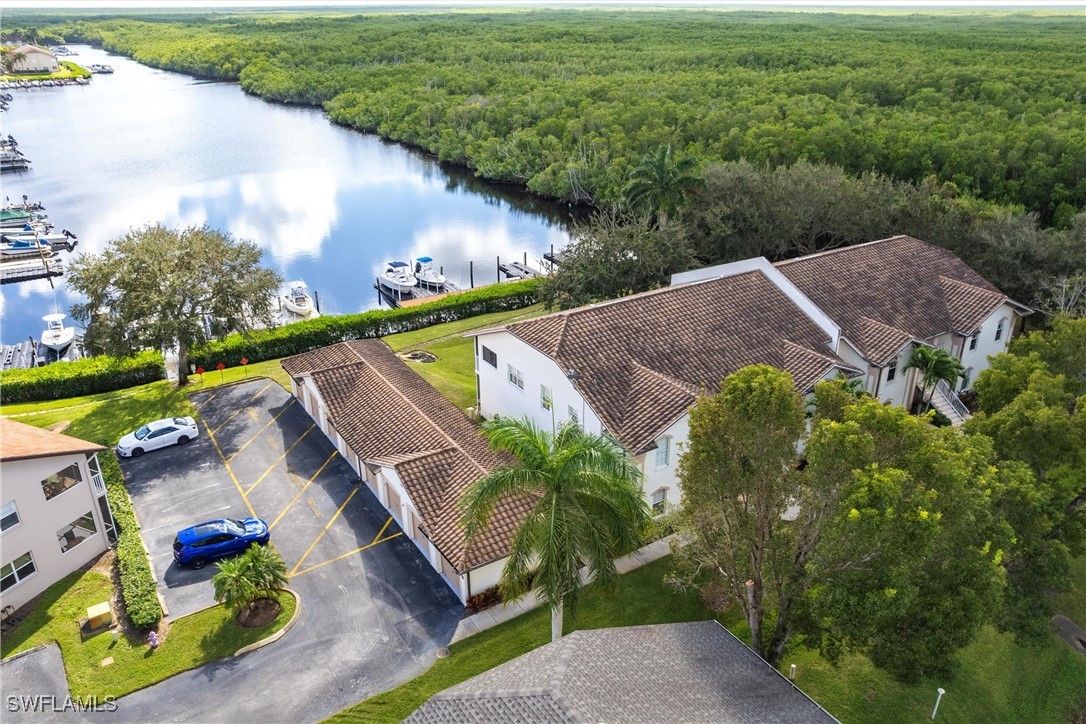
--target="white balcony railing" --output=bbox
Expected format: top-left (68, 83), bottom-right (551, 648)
top-left (90, 471), bottom-right (106, 496)
top-left (935, 379), bottom-right (971, 421)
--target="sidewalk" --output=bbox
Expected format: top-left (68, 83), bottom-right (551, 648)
top-left (449, 535), bottom-right (674, 644)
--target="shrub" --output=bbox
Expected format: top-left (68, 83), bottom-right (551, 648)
top-left (0, 350), bottom-right (164, 404)
top-left (99, 452), bottom-right (162, 629)
top-left (466, 586), bottom-right (503, 614)
top-left (189, 279), bottom-right (541, 369)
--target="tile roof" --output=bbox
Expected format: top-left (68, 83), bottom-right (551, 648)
top-left (0, 418), bottom-right (105, 462)
top-left (407, 621), bottom-right (839, 724)
top-left (281, 340), bottom-right (532, 571)
top-left (496, 270), bottom-right (858, 453)
top-left (776, 235), bottom-right (1026, 365)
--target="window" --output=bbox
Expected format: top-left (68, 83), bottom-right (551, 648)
top-left (540, 385), bottom-right (553, 411)
top-left (655, 437), bottom-right (671, 468)
top-left (507, 364), bottom-right (524, 390)
top-left (41, 463), bottom-right (83, 501)
top-left (969, 333), bottom-right (979, 351)
top-left (481, 345), bottom-right (497, 368)
top-left (57, 512), bottom-right (97, 554)
top-left (1, 501), bottom-right (19, 532)
top-left (651, 488), bottom-right (668, 513)
top-left (995, 318), bottom-right (1006, 341)
top-left (886, 362), bottom-right (897, 383)
top-left (1, 552), bottom-right (36, 592)
top-left (568, 405), bottom-right (579, 426)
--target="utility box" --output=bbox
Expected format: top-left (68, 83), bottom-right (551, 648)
top-left (86, 601), bottom-right (113, 630)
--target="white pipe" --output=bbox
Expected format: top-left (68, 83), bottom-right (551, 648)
top-left (931, 688), bottom-right (946, 719)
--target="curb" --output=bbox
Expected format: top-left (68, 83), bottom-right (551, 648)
top-left (234, 588), bottom-right (301, 657)
top-left (186, 375), bottom-right (275, 400)
top-left (0, 643), bottom-right (52, 665)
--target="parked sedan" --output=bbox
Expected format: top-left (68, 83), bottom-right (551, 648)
top-left (173, 517), bottom-right (270, 569)
top-left (116, 416), bottom-right (199, 458)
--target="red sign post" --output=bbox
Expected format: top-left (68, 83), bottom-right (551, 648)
top-left (196, 366), bottom-right (205, 384)
top-left (241, 357), bottom-right (249, 377)
top-left (216, 361), bottom-right (226, 382)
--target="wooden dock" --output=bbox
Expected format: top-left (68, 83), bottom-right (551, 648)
top-left (374, 279), bottom-right (463, 309)
top-left (497, 261), bottom-right (539, 280)
top-left (543, 252), bottom-right (562, 267)
top-left (0, 257), bottom-right (64, 285)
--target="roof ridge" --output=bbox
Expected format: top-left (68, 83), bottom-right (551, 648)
top-left (774, 235), bottom-right (912, 267)
top-left (856, 314), bottom-right (912, 338)
top-left (938, 274), bottom-right (1005, 299)
top-left (367, 447), bottom-right (454, 467)
top-left (629, 358), bottom-right (699, 396)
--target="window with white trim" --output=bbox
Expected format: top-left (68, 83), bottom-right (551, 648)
top-left (507, 364), bottom-right (524, 390)
top-left (969, 333), bottom-right (979, 351)
top-left (1, 501), bottom-right (19, 533)
top-left (655, 437), bottom-right (671, 468)
top-left (995, 318), bottom-right (1006, 341)
top-left (1, 551), bottom-right (36, 592)
top-left (651, 488), bottom-right (668, 513)
top-left (540, 385), bottom-right (553, 411)
top-left (57, 512), bottom-right (98, 554)
top-left (568, 405), bottom-right (579, 426)
top-left (481, 345), bottom-right (497, 368)
top-left (886, 362), bottom-right (897, 383)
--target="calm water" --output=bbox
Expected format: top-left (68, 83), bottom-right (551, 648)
top-left (0, 45), bottom-right (573, 345)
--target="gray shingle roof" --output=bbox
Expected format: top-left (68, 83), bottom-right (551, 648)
top-left (775, 235), bottom-right (1027, 365)
top-left (407, 621), bottom-right (838, 724)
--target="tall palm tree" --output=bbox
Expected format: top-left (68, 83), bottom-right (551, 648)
top-left (904, 345), bottom-right (966, 413)
top-left (460, 417), bottom-right (650, 642)
top-left (1, 49), bottom-right (26, 76)
top-left (622, 144), bottom-right (702, 229)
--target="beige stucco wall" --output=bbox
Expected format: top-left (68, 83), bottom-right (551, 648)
top-left (1, 452), bottom-right (110, 611)
top-left (13, 48), bottom-right (59, 74)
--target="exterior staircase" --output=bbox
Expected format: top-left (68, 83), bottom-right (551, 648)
top-left (930, 379), bottom-right (971, 426)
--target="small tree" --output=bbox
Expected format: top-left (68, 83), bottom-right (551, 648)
top-left (460, 417), bottom-right (649, 642)
top-left (212, 544), bottom-right (288, 616)
top-left (904, 345), bottom-right (965, 412)
top-left (68, 224), bottom-right (282, 385)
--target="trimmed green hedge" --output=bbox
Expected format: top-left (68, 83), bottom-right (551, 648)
top-left (99, 451), bottom-right (163, 630)
top-left (0, 351), bottom-right (164, 404)
top-left (190, 279), bottom-right (541, 369)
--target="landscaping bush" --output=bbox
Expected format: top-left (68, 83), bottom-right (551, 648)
top-left (99, 451), bottom-right (162, 629)
top-left (0, 350), bottom-right (164, 404)
top-left (190, 279), bottom-right (541, 369)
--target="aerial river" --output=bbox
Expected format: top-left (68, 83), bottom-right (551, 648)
top-left (0, 45), bottom-right (573, 345)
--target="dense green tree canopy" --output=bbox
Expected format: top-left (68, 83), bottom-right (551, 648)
top-left (67, 224), bottom-right (282, 385)
top-left (19, 10), bottom-right (1084, 220)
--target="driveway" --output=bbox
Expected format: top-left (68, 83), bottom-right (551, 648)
top-left (107, 379), bottom-right (462, 722)
top-left (0, 645), bottom-right (73, 723)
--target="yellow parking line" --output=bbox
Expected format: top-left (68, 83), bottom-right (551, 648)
top-left (209, 381), bottom-right (274, 434)
top-left (371, 516), bottom-right (394, 544)
top-left (227, 399), bottom-right (297, 462)
top-left (244, 423), bottom-right (316, 495)
top-left (193, 388), bottom-right (224, 410)
top-left (204, 424), bottom-right (256, 518)
top-left (290, 486), bottom-right (360, 576)
top-left (291, 531), bottom-right (403, 578)
top-left (268, 451), bottom-right (337, 530)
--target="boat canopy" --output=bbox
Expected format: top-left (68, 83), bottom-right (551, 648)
top-left (416, 256), bottom-right (433, 263)
top-left (284, 280), bottom-right (307, 289)
top-left (43, 313), bottom-right (66, 323)
top-left (388, 261), bottom-right (409, 268)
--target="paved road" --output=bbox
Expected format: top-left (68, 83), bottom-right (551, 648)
top-left (99, 380), bottom-right (463, 722)
top-left (0, 645), bottom-right (75, 723)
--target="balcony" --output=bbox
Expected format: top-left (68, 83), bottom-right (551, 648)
top-left (90, 471), bottom-right (106, 496)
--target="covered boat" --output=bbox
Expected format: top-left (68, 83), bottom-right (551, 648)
top-left (413, 257), bottom-right (446, 289)
top-left (378, 261), bottom-right (418, 294)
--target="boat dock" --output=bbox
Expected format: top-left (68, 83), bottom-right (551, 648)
top-left (0, 257), bottom-right (64, 285)
top-left (374, 278), bottom-right (463, 309)
top-left (498, 260), bottom-right (539, 280)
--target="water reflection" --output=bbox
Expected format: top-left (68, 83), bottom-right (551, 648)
top-left (0, 45), bottom-right (573, 344)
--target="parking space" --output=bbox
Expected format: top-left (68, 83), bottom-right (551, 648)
top-left (122, 378), bottom-right (459, 621)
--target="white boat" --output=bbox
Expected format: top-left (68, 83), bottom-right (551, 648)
top-left (0, 237), bottom-right (51, 258)
top-left (280, 281), bottom-right (319, 318)
top-left (2, 229), bottom-right (72, 245)
top-left (41, 313), bottom-right (76, 351)
top-left (378, 261), bottom-right (419, 294)
top-left (413, 256), bottom-right (446, 289)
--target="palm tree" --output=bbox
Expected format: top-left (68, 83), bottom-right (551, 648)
top-left (1, 49), bottom-right (26, 76)
top-left (904, 345), bottom-right (966, 413)
top-left (460, 417), bottom-right (650, 642)
top-left (622, 145), bottom-right (702, 228)
top-left (212, 544), bottom-right (288, 616)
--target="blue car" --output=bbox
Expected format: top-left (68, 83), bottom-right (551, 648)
top-left (173, 518), bottom-right (270, 569)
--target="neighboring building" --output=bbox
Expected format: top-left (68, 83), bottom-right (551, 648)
top-left (472, 260), bottom-right (861, 510)
top-left (0, 419), bottom-right (117, 612)
top-left (406, 620), bottom-right (839, 723)
top-left (281, 340), bottom-right (535, 604)
top-left (10, 45), bottom-right (59, 74)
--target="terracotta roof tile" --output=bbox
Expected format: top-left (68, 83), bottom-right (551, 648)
top-left (776, 235), bottom-right (1026, 364)
top-left (282, 340), bottom-right (529, 572)
top-left (502, 270), bottom-right (858, 452)
top-left (0, 418), bottom-right (105, 462)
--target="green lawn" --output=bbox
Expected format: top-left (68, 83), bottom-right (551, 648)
top-left (1, 569), bottom-right (295, 699)
top-left (1056, 554), bottom-right (1086, 627)
top-left (330, 554), bottom-right (1086, 724)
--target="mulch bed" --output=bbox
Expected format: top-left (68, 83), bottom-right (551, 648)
top-left (237, 598), bottom-right (281, 628)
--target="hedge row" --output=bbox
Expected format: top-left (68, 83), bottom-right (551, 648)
top-left (99, 450), bottom-right (163, 630)
top-left (0, 351), bottom-right (164, 404)
top-left (190, 278), bottom-right (542, 368)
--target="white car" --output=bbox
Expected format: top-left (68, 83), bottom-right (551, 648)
top-left (116, 416), bottom-right (199, 458)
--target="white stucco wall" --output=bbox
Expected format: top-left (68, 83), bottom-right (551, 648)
top-left (474, 332), bottom-right (604, 435)
top-left (959, 303), bottom-right (1019, 390)
top-left (635, 413), bottom-right (690, 510)
top-left (1, 453), bottom-right (110, 611)
top-left (466, 557), bottom-right (506, 598)
top-left (13, 48), bottom-right (59, 73)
